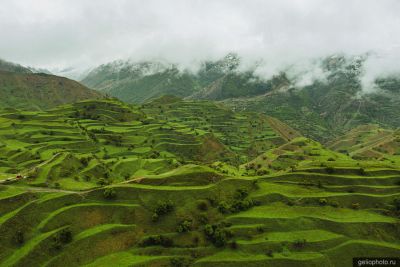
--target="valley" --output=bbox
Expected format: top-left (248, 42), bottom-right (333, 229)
top-left (1, 1), bottom-right (400, 266)
top-left (0, 96), bottom-right (399, 266)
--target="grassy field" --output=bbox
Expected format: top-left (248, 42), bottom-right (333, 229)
top-left (0, 98), bottom-right (399, 266)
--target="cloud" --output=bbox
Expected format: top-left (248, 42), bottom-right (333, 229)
top-left (359, 47), bottom-right (400, 93)
top-left (1, 0), bottom-right (400, 88)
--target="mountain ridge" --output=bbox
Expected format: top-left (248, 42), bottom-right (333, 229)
top-left (0, 70), bottom-right (103, 110)
top-left (80, 54), bottom-right (400, 141)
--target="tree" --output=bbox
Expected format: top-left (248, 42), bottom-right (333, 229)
top-left (325, 166), bottom-right (335, 174)
top-left (140, 235), bottom-right (173, 247)
top-left (52, 228), bottom-right (72, 250)
top-left (58, 229), bottom-right (72, 243)
top-left (152, 200), bottom-right (174, 222)
top-left (204, 224), bottom-right (230, 247)
top-left (177, 220), bottom-right (192, 233)
top-left (14, 230), bottom-right (24, 245)
top-left (393, 198), bottom-right (400, 211)
top-left (103, 188), bottom-right (116, 199)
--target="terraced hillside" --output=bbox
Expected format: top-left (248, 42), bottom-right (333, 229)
top-left (81, 54), bottom-right (400, 142)
top-left (0, 164), bottom-right (399, 266)
top-left (0, 98), bottom-right (399, 266)
top-left (327, 125), bottom-right (400, 162)
top-left (0, 97), bottom-right (289, 189)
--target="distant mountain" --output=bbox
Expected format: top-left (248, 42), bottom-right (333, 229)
top-left (221, 55), bottom-right (400, 141)
top-left (188, 71), bottom-right (290, 100)
top-left (0, 71), bottom-right (103, 110)
top-left (27, 66), bottom-right (52, 75)
top-left (0, 58), bottom-right (53, 75)
top-left (81, 54), bottom-right (400, 140)
top-left (0, 58), bottom-right (32, 73)
top-left (51, 66), bottom-right (92, 80)
top-left (81, 60), bottom-right (199, 103)
top-left (83, 61), bottom-right (201, 103)
top-left (81, 54), bottom-right (277, 103)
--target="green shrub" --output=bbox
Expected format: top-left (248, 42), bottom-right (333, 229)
top-left (256, 169), bottom-right (269, 175)
top-left (151, 213), bottom-right (159, 222)
top-left (152, 200), bottom-right (174, 221)
top-left (197, 213), bottom-right (209, 224)
top-left (293, 239), bottom-right (307, 249)
top-left (230, 198), bottom-right (255, 212)
top-left (217, 201), bottom-right (230, 214)
top-left (13, 230), bottom-right (24, 245)
top-left (252, 180), bottom-right (260, 189)
top-left (58, 229), bottom-right (72, 243)
top-left (229, 241), bottom-right (238, 249)
top-left (169, 257), bottom-right (190, 267)
top-left (393, 198), bottom-right (400, 211)
top-left (330, 201), bottom-right (339, 208)
top-left (204, 224), bottom-right (230, 247)
top-left (325, 167), bottom-right (335, 174)
top-left (319, 198), bottom-right (328, 206)
top-left (234, 188), bottom-right (248, 200)
top-left (347, 188), bottom-right (356, 193)
top-left (103, 188), bottom-right (116, 199)
top-left (97, 178), bottom-right (109, 186)
top-left (177, 220), bottom-right (192, 233)
top-left (196, 200), bottom-right (208, 211)
top-left (287, 200), bottom-right (295, 206)
top-left (139, 235), bottom-right (173, 247)
top-left (52, 228), bottom-right (72, 250)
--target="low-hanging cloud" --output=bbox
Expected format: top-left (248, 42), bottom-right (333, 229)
top-left (1, 0), bottom-right (400, 90)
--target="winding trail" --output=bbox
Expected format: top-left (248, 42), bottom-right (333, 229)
top-left (0, 153), bottom-right (61, 184)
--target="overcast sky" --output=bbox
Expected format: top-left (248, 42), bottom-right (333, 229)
top-left (1, 0), bottom-right (400, 79)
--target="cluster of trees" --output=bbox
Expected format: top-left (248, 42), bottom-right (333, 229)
top-left (52, 228), bottom-right (72, 250)
top-left (293, 239), bottom-right (307, 249)
top-left (218, 188), bottom-right (259, 214)
top-left (244, 162), bottom-right (270, 175)
top-left (152, 200), bottom-right (174, 222)
top-left (104, 134), bottom-right (123, 146)
top-left (169, 257), bottom-right (191, 267)
top-left (177, 220), bottom-right (192, 233)
top-left (90, 127), bottom-right (107, 134)
top-left (203, 223), bottom-right (233, 247)
top-left (97, 177), bottom-right (111, 186)
top-left (149, 151), bottom-right (161, 159)
top-left (103, 188), bottom-right (116, 199)
top-left (139, 235), bottom-right (173, 247)
top-left (71, 110), bottom-right (100, 120)
top-left (79, 156), bottom-right (92, 167)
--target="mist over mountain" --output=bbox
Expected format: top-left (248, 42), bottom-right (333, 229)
top-left (79, 52), bottom-right (400, 141)
top-left (1, 0), bottom-right (400, 84)
top-left (1, 2), bottom-right (400, 266)
top-left (0, 58), bottom-right (33, 74)
top-left (0, 58), bottom-right (103, 110)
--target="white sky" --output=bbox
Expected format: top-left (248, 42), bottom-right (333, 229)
top-left (1, 0), bottom-right (400, 80)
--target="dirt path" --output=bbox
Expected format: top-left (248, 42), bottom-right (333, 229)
top-left (0, 153), bottom-right (61, 184)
